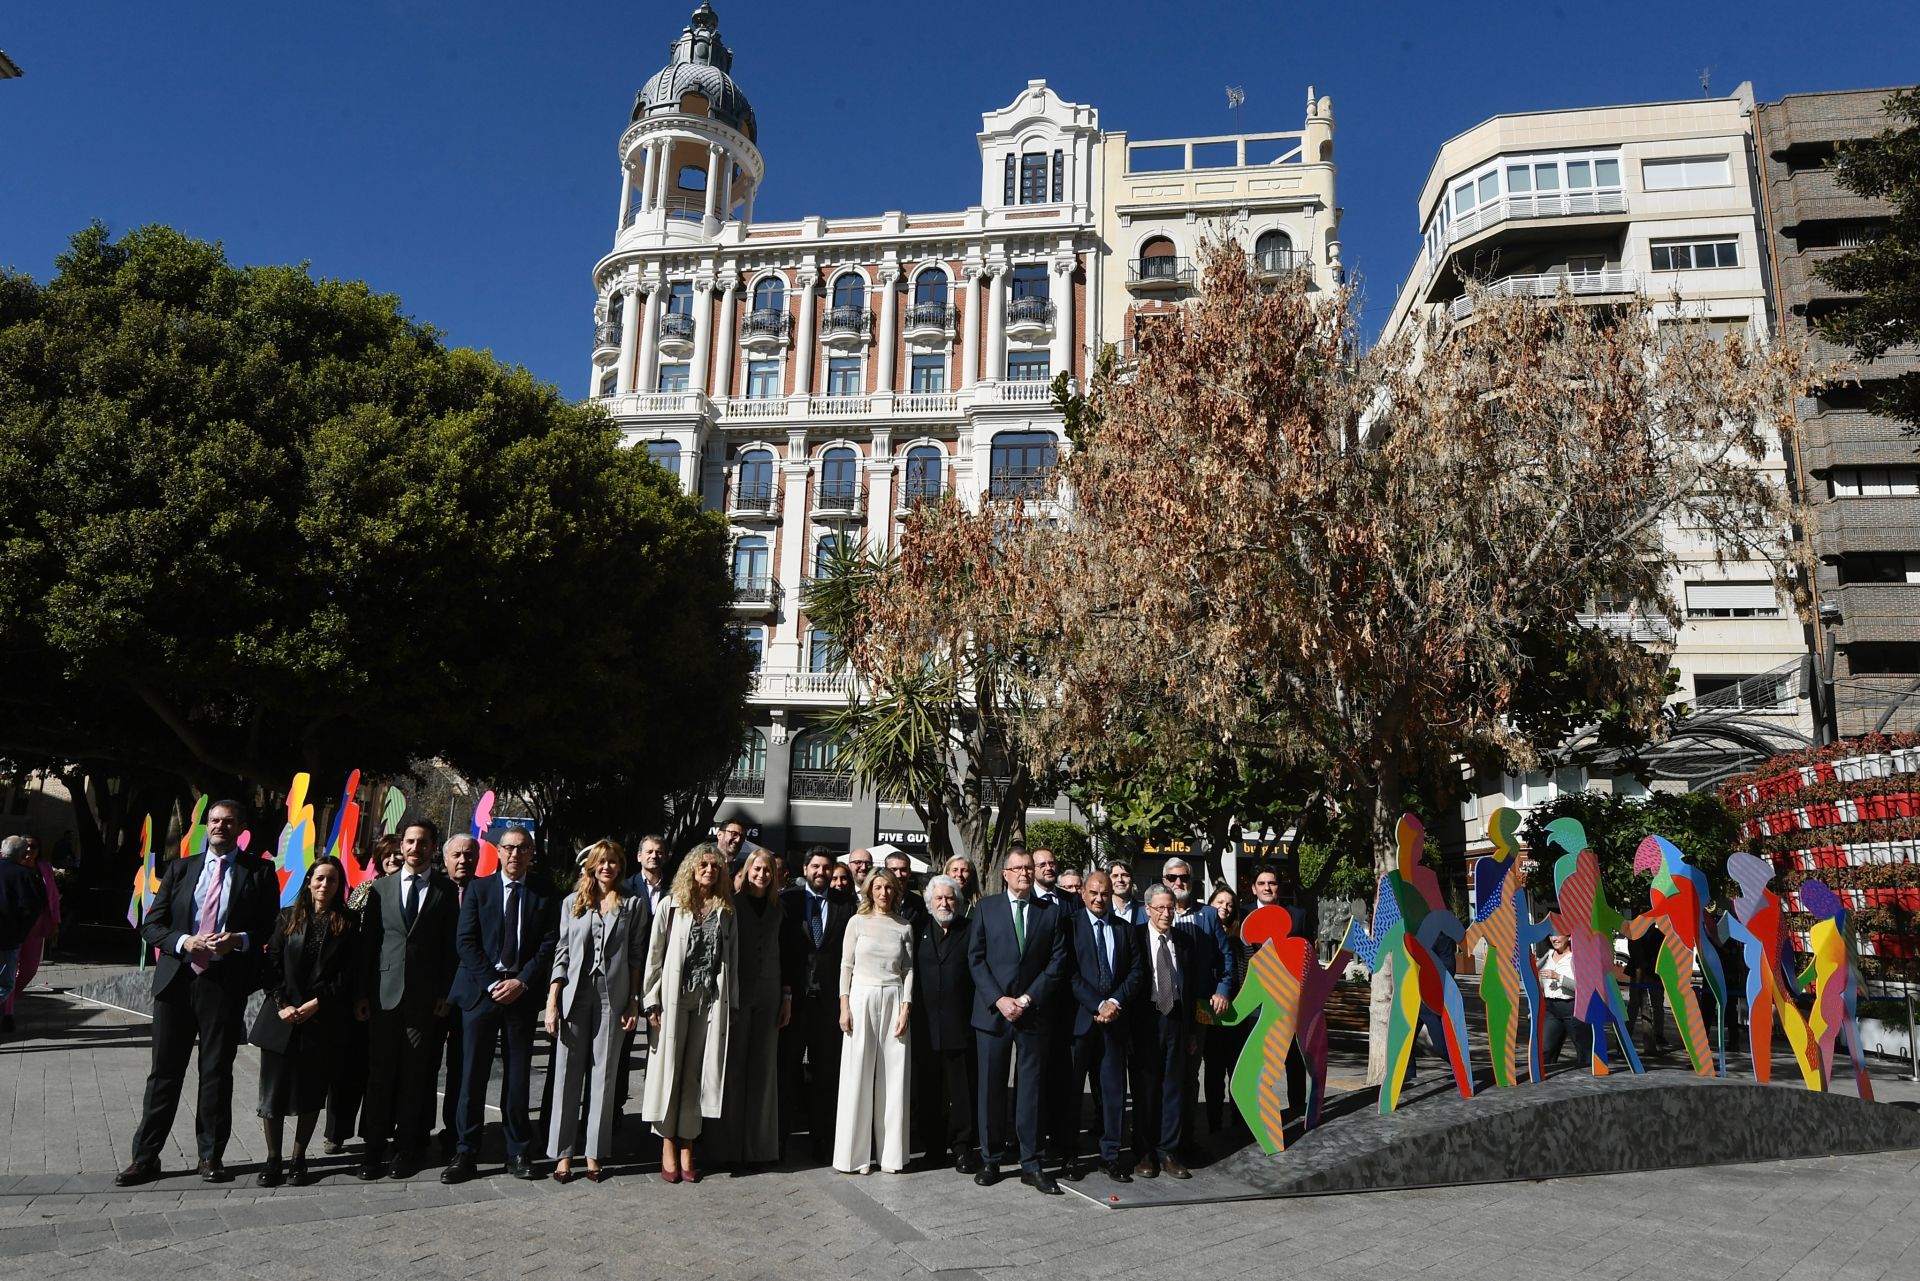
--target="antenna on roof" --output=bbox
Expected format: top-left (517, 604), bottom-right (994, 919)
top-left (1700, 67), bottom-right (1711, 97)
top-left (1226, 85), bottom-right (1244, 133)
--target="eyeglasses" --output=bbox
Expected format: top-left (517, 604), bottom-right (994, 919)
top-left (498, 843), bottom-right (530, 853)
top-left (1163, 873), bottom-right (1189, 882)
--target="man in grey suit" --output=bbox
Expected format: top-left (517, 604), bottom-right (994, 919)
top-left (356, 819), bottom-right (459, 1180)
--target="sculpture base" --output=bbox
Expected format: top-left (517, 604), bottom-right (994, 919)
top-left (1066, 1069), bottom-right (1920, 1209)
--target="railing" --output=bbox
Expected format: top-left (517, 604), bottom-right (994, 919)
top-left (814, 485), bottom-right (861, 513)
top-left (1256, 248), bottom-right (1309, 275)
top-left (751, 670), bottom-right (857, 700)
top-left (821, 306), bottom-right (873, 338)
top-left (807, 394), bottom-right (872, 416)
top-left (899, 483), bottom-right (944, 509)
top-left (740, 308), bottom-right (791, 341)
top-left (723, 397), bottom-right (790, 419)
top-left (731, 575), bottom-right (779, 607)
top-left (659, 312), bottom-right (695, 343)
top-left (896, 391), bottom-right (960, 414)
top-left (728, 488), bottom-right (778, 517)
top-left (1431, 190), bottom-right (1628, 269)
top-left (1693, 660), bottom-right (1802, 715)
top-left (619, 391), bottom-right (707, 415)
top-left (977, 776), bottom-right (1015, 805)
top-left (989, 467), bottom-right (1054, 500)
top-left (593, 322), bottom-right (623, 351)
top-left (1449, 270), bottom-right (1638, 321)
top-left (725, 773), bottom-right (766, 798)
top-left (628, 196), bottom-right (708, 225)
top-left (1577, 611), bottom-right (1677, 643)
top-left (790, 769), bottom-right (854, 801)
top-left (904, 302), bottom-right (955, 331)
top-left (1128, 256), bottom-right (1195, 287)
top-left (985, 379), bottom-right (1056, 404)
top-left (1006, 296), bottom-right (1056, 326)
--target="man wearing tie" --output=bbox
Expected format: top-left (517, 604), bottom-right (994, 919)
top-left (1133, 885), bottom-right (1199, 1179)
top-left (444, 824), bottom-right (557, 1182)
top-left (779, 848), bottom-right (853, 1162)
top-left (118, 800), bottom-right (279, 1186)
top-left (357, 820), bottom-right (459, 1180)
top-left (967, 846), bottom-right (1069, 1195)
top-left (614, 832), bottom-right (671, 1118)
top-left (1067, 871), bottom-right (1143, 1183)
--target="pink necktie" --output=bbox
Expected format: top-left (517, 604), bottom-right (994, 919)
top-left (192, 856), bottom-right (224, 974)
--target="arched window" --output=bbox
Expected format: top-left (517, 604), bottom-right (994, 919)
top-left (831, 274), bottom-right (866, 310)
top-left (793, 726), bottom-right (845, 770)
top-left (1138, 235), bottom-right (1179, 281)
top-left (752, 276), bottom-right (786, 313)
top-left (914, 268), bottom-right (949, 307)
top-left (1256, 229), bottom-right (1296, 273)
top-left (645, 440), bottom-right (682, 483)
top-left (736, 449), bottom-right (774, 509)
top-left (904, 445), bottom-right (944, 504)
top-left (730, 536), bottom-right (769, 588)
top-left (989, 431), bottom-right (1057, 500)
top-left (819, 447), bottom-right (858, 507)
top-left (734, 729), bottom-right (766, 778)
top-left (815, 532), bottom-right (850, 578)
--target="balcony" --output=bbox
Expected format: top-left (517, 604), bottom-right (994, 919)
top-left (790, 769), bottom-right (855, 801)
top-left (724, 772), bottom-right (767, 799)
top-left (593, 322), bottom-right (622, 360)
top-left (730, 575), bottom-right (780, 612)
top-left (807, 394), bottom-right (873, 417)
top-left (812, 484), bottom-right (863, 521)
top-left (658, 312), bottom-right (695, 358)
top-left (604, 390), bottom-right (710, 420)
top-left (1450, 270), bottom-right (1639, 321)
top-left (1255, 248), bottom-right (1309, 277)
top-left (904, 302), bottom-right (956, 349)
top-left (727, 486), bottom-right (780, 522)
top-left (722, 396), bottom-right (793, 421)
top-left (988, 467), bottom-right (1054, 501)
top-left (740, 308), bottom-right (791, 355)
top-left (751, 669), bottom-right (856, 701)
top-left (1578, 611), bottom-right (1677, 644)
top-left (1127, 256), bottom-right (1195, 291)
top-left (1006, 296), bottom-right (1056, 342)
top-left (1429, 189), bottom-right (1629, 276)
top-left (821, 306), bottom-right (873, 353)
top-left (979, 379), bottom-right (1058, 406)
top-left (895, 391), bottom-right (961, 415)
top-left (898, 483), bottom-right (945, 513)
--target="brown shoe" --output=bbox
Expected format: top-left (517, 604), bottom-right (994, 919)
top-left (1159, 1155), bottom-right (1191, 1180)
top-left (1133, 1154), bottom-right (1158, 1178)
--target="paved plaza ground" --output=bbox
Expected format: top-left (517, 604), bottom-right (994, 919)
top-left (3, 946), bottom-right (1919, 1281)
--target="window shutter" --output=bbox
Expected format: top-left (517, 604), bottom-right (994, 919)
top-left (1004, 155), bottom-right (1016, 205)
top-left (1052, 149), bottom-right (1064, 202)
top-left (1684, 581), bottom-right (1778, 612)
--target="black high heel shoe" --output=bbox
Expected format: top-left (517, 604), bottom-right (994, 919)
top-left (288, 1154), bottom-right (309, 1186)
top-left (258, 1157), bottom-right (284, 1188)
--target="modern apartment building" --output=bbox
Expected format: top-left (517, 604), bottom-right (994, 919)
top-left (1754, 88), bottom-right (1920, 739)
top-left (1380, 86), bottom-right (1816, 845)
top-left (590, 5), bottom-right (1340, 858)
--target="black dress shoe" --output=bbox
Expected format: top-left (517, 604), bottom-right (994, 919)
top-left (1133, 1154), bottom-right (1159, 1179)
top-left (258, 1158), bottom-right (284, 1188)
top-left (1159, 1155), bottom-right (1191, 1180)
top-left (289, 1154), bottom-right (309, 1186)
top-left (1020, 1169), bottom-right (1063, 1195)
top-left (954, 1150), bottom-right (982, 1175)
top-left (357, 1160), bottom-right (384, 1181)
top-left (114, 1160), bottom-right (161, 1188)
top-left (199, 1159), bottom-right (232, 1184)
top-left (507, 1154), bottom-right (536, 1181)
top-left (1103, 1162), bottom-right (1133, 1184)
top-left (973, 1163), bottom-right (1000, 1187)
top-left (388, 1151), bottom-right (420, 1181)
top-left (441, 1153), bottom-right (476, 1184)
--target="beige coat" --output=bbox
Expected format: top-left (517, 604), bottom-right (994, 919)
top-left (640, 898), bottom-right (739, 1122)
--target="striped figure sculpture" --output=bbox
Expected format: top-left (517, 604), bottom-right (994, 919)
top-left (1461, 808), bottom-right (1552, 1087)
top-left (1545, 819), bottom-right (1645, 1076)
top-left (1219, 904), bottom-right (1352, 1152)
top-left (1723, 853), bottom-right (1820, 1088)
top-left (1795, 880), bottom-right (1875, 1101)
top-left (1627, 835), bottom-right (1729, 1077)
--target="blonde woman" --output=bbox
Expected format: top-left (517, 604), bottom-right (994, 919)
top-left (943, 854), bottom-right (979, 904)
top-left (642, 842), bottom-right (738, 1183)
top-left (544, 840), bottom-right (647, 1183)
top-left (833, 870), bottom-right (914, 1174)
top-left (709, 849), bottom-right (786, 1169)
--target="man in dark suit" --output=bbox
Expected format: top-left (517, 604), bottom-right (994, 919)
top-left (911, 873), bottom-right (977, 1173)
top-left (779, 846), bottom-right (854, 1162)
top-left (443, 824), bottom-right (557, 1183)
top-left (1067, 871), bottom-right (1143, 1183)
top-left (886, 851), bottom-right (927, 927)
top-left (432, 832), bottom-right (480, 1154)
top-left (1029, 846), bottom-right (1079, 1161)
top-left (967, 846), bottom-right (1069, 1196)
top-left (1133, 885), bottom-right (1200, 1179)
top-left (357, 819), bottom-right (459, 1180)
top-left (117, 800), bottom-right (279, 1185)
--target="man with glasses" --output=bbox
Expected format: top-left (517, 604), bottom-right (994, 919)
top-left (846, 848), bottom-right (874, 887)
top-left (967, 846), bottom-right (1068, 1195)
top-left (1131, 886), bottom-right (1198, 1178)
top-left (1160, 858), bottom-right (1235, 1017)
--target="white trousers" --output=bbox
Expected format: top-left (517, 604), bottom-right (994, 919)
top-left (832, 982), bottom-right (910, 1173)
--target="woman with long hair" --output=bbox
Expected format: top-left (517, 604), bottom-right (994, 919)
top-left (709, 849), bottom-right (786, 1169)
top-left (833, 870), bottom-right (914, 1174)
top-left (641, 842), bottom-right (738, 1183)
top-left (942, 855), bottom-right (979, 905)
top-left (829, 861), bottom-right (856, 897)
top-left (544, 839), bottom-right (646, 1183)
top-left (251, 856), bottom-right (357, 1186)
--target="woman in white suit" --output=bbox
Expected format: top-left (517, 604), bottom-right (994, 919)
top-left (642, 842), bottom-right (738, 1184)
top-left (544, 839), bottom-right (647, 1183)
top-left (833, 871), bottom-right (914, 1174)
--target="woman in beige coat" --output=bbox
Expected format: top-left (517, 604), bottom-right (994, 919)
top-left (641, 842), bottom-right (738, 1184)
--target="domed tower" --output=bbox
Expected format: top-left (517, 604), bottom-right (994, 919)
top-left (617, 3), bottom-right (764, 241)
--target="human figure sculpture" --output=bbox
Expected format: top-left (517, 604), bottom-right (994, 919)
top-left (1795, 880), bottom-right (1875, 1101)
top-left (1219, 904), bottom-right (1352, 1151)
top-left (1722, 852), bottom-right (1819, 1088)
top-left (1627, 835), bottom-right (1728, 1077)
top-left (1544, 820), bottom-right (1645, 1076)
top-left (1461, 808), bottom-right (1552, 1086)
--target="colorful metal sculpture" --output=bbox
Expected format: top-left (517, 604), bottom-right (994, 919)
top-left (275, 773), bottom-right (316, 908)
top-left (1628, 835), bottom-right (1729, 1077)
top-left (1545, 819), bottom-right (1645, 1076)
top-left (326, 769), bottom-right (369, 888)
top-left (1220, 904), bottom-right (1353, 1151)
top-left (1723, 852), bottom-right (1820, 1088)
top-left (472, 788), bottom-right (500, 878)
top-left (1462, 808), bottom-right (1552, 1086)
top-left (1796, 880), bottom-right (1875, 1100)
top-left (380, 783), bottom-right (408, 836)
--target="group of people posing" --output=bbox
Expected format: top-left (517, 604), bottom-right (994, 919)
top-left (114, 803), bottom-right (1280, 1198)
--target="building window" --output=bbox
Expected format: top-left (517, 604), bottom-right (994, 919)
top-left (1650, 238), bottom-right (1739, 271)
top-left (1003, 154), bottom-right (1016, 205)
top-left (831, 274), bottom-right (865, 310)
top-left (1642, 156), bottom-right (1731, 191)
top-left (909, 353), bottom-right (946, 392)
top-left (667, 282), bottom-right (694, 315)
top-left (737, 626), bottom-right (764, 671)
top-left (1837, 553), bottom-right (1920, 585)
top-left (645, 440), bottom-right (682, 478)
top-left (814, 532), bottom-right (850, 579)
top-left (806, 629), bottom-right (842, 674)
top-left (914, 268), bottom-right (948, 306)
top-left (657, 363), bottom-right (690, 392)
top-left (752, 276), bottom-right (785, 312)
top-left (598, 370), bottom-right (617, 397)
top-left (1010, 264), bottom-right (1049, 300)
top-left (731, 536), bottom-right (769, 588)
top-left (1006, 352), bottom-right (1051, 382)
top-left (793, 726), bottom-right (845, 769)
top-left (734, 729), bottom-right (766, 778)
top-left (990, 430), bottom-right (1057, 499)
top-left (1830, 467), bottom-right (1920, 497)
top-left (746, 359), bottom-right (780, 399)
top-left (1255, 228), bottom-right (1297, 272)
top-left (1137, 236), bottom-right (1180, 280)
top-left (1052, 149), bottom-right (1064, 202)
top-left (1020, 152), bottom-right (1048, 204)
top-left (819, 447), bottom-right (858, 507)
top-left (1849, 643), bottom-right (1920, 675)
top-left (904, 445), bottom-right (943, 503)
top-left (737, 449), bottom-right (775, 506)
top-left (825, 357), bottom-right (862, 396)
top-left (1683, 581), bottom-right (1781, 617)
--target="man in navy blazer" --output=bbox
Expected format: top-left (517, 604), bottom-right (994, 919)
top-left (966, 846), bottom-right (1069, 1195)
top-left (1066, 871), bottom-right (1143, 1183)
top-left (443, 825), bottom-right (557, 1183)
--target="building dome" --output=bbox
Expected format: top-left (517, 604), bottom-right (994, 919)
top-left (633, 3), bottom-right (756, 142)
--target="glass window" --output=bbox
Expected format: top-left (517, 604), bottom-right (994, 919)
top-left (1052, 149), bottom-right (1064, 202)
top-left (737, 449), bottom-right (774, 502)
top-left (914, 268), bottom-right (948, 306)
top-left (731, 536), bottom-right (769, 586)
top-left (1534, 163), bottom-right (1561, 191)
top-left (1453, 182), bottom-right (1474, 215)
top-left (909, 353), bottom-right (946, 393)
top-left (1477, 171), bottom-right (1499, 204)
top-left (738, 627), bottom-right (764, 672)
top-left (598, 369), bottom-right (617, 397)
top-left (1010, 265), bottom-right (1049, 299)
top-left (1650, 238), bottom-right (1740, 271)
top-left (1020, 152), bottom-right (1048, 204)
top-left (746, 359), bottom-right (780, 399)
top-left (1003, 154), bottom-right (1016, 205)
top-left (794, 726), bottom-right (844, 769)
top-left (645, 440), bottom-right (681, 475)
top-left (1594, 157), bottom-right (1620, 186)
top-left (814, 533), bottom-right (848, 578)
top-left (905, 445), bottom-right (943, 501)
top-left (826, 357), bottom-right (861, 396)
top-left (657, 363), bottom-right (689, 392)
top-left (820, 447), bottom-right (858, 502)
top-left (1506, 164), bottom-right (1532, 194)
top-left (831, 274), bottom-right (865, 310)
top-left (751, 276), bottom-right (785, 312)
top-left (667, 282), bottom-right (694, 316)
top-left (1566, 160), bottom-right (1592, 190)
top-left (807, 630), bottom-right (841, 674)
top-left (990, 430), bottom-right (1057, 499)
top-left (735, 727), bottom-right (766, 773)
top-left (1006, 351), bottom-right (1051, 382)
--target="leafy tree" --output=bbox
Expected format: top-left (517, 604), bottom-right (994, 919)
top-left (1522, 789), bottom-right (1742, 914)
top-left (1813, 89), bottom-right (1920, 434)
top-left (1021, 819), bottom-right (1090, 872)
top-left (0, 225), bottom-right (751, 874)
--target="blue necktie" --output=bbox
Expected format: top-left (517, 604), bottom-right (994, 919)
top-left (1093, 918), bottom-right (1112, 989)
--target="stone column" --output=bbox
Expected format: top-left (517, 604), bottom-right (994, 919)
top-left (712, 277), bottom-right (739, 400)
top-left (704, 145), bottom-right (722, 220)
top-left (986, 264), bottom-right (1008, 383)
top-left (875, 266), bottom-right (900, 394)
top-left (639, 141), bottom-right (660, 213)
top-left (614, 285), bottom-right (642, 396)
top-left (868, 430), bottom-right (895, 547)
top-left (1050, 257), bottom-right (1074, 383)
top-left (961, 267), bottom-right (983, 390)
top-left (635, 282), bottom-right (662, 394)
top-left (615, 164), bottom-right (633, 235)
top-left (689, 275), bottom-right (714, 401)
top-left (744, 184), bottom-right (756, 225)
top-left (720, 162), bottom-right (735, 221)
top-left (774, 430), bottom-right (812, 672)
top-left (791, 270), bottom-right (818, 398)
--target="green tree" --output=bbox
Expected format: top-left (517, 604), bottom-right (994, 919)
top-left (1521, 789), bottom-right (1742, 913)
top-left (1021, 819), bottom-right (1090, 871)
top-left (1813, 88), bottom-right (1920, 434)
top-left (0, 224), bottom-right (751, 873)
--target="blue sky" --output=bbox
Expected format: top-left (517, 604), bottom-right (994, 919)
top-left (5, 1), bottom-right (1916, 390)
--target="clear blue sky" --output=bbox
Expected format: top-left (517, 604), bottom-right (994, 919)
top-left (5, 1), bottom-right (1916, 389)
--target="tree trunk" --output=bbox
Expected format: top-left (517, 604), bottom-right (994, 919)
top-left (1364, 760), bottom-right (1404, 1088)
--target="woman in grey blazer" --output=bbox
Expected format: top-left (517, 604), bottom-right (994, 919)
top-left (543, 840), bottom-right (647, 1182)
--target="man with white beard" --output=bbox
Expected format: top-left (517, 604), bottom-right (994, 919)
top-left (910, 875), bottom-right (978, 1173)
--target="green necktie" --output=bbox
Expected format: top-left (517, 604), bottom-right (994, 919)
top-left (1013, 897), bottom-right (1027, 953)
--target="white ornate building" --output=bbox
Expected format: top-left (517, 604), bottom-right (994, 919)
top-left (588, 4), bottom-right (1339, 858)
